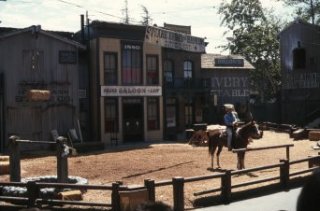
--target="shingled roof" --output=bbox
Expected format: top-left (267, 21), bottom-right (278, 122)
top-left (201, 54), bottom-right (255, 70)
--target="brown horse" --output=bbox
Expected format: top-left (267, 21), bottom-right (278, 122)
top-left (208, 121), bottom-right (263, 170)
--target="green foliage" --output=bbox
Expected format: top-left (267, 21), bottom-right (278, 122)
top-left (218, 0), bottom-right (284, 102)
top-left (280, 0), bottom-right (320, 24)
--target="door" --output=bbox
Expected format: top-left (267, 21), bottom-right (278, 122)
top-left (123, 98), bottom-right (144, 142)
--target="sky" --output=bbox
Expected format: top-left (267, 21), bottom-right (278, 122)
top-left (0, 0), bottom-right (294, 54)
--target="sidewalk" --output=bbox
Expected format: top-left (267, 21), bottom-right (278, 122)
top-left (195, 187), bottom-right (302, 211)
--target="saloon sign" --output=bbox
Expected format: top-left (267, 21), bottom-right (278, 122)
top-left (145, 26), bottom-right (206, 53)
top-left (101, 86), bottom-right (162, 97)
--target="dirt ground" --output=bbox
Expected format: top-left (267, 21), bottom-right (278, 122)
top-left (0, 130), bottom-right (318, 209)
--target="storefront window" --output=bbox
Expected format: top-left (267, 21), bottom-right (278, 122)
top-left (105, 98), bottom-right (118, 132)
top-left (104, 52), bottom-right (117, 85)
top-left (166, 98), bottom-right (177, 128)
top-left (122, 44), bottom-right (142, 85)
top-left (147, 98), bottom-right (159, 130)
top-left (146, 55), bottom-right (159, 85)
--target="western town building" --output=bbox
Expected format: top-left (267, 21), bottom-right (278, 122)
top-left (0, 25), bottom-right (86, 152)
top-left (279, 19), bottom-right (320, 127)
top-left (82, 21), bottom-right (207, 144)
top-left (0, 21), bottom-right (255, 151)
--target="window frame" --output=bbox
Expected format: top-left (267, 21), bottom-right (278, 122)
top-left (146, 54), bottom-right (159, 85)
top-left (104, 98), bottom-right (118, 133)
top-left (104, 52), bottom-right (118, 85)
top-left (121, 43), bottom-right (143, 85)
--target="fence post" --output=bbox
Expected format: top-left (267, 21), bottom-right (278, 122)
top-left (9, 135), bottom-right (21, 182)
top-left (56, 136), bottom-right (68, 183)
top-left (112, 182), bottom-right (120, 211)
top-left (221, 170), bottom-right (232, 204)
top-left (144, 179), bottom-right (155, 202)
top-left (173, 177), bottom-right (184, 211)
top-left (26, 181), bottom-right (39, 208)
top-left (280, 159), bottom-right (289, 189)
top-left (286, 146), bottom-right (290, 160)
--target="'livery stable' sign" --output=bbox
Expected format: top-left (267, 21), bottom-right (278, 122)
top-left (145, 26), bottom-right (206, 53)
top-left (101, 86), bottom-right (162, 97)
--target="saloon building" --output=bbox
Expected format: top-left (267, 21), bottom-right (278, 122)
top-left (84, 21), bottom-right (207, 144)
top-left (279, 19), bottom-right (320, 126)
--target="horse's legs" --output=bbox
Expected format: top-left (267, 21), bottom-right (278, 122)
top-left (216, 145), bottom-right (223, 168)
top-left (237, 152), bottom-right (241, 169)
top-left (210, 145), bottom-right (217, 169)
top-left (241, 152), bottom-right (246, 169)
top-left (237, 152), bottom-right (245, 169)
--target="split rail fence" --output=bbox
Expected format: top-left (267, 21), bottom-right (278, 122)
top-left (1, 141), bottom-right (320, 210)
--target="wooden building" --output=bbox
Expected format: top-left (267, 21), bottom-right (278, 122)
top-left (201, 54), bottom-right (254, 123)
top-left (82, 21), bottom-right (207, 143)
top-left (0, 25), bottom-right (86, 152)
top-left (279, 19), bottom-right (320, 126)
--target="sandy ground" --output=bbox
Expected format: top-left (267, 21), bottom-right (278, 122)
top-left (0, 130), bottom-right (318, 209)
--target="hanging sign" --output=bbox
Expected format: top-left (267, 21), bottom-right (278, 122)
top-left (145, 26), bottom-right (206, 53)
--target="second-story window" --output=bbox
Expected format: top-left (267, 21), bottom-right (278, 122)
top-left (184, 60), bottom-right (193, 79)
top-left (104, 52), bottom-right (117, 85)
top-left (122, 44), bottom-right (142, 85)
top-left (164, 60), bottom-right (174, 85)
top-left (146, 55), bottom-right (159, 85)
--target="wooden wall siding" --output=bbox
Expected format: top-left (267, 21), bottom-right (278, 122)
top-left (0, 31), bottom-right (80, 144)
top-left (280, 21), bottom-right (320, 125)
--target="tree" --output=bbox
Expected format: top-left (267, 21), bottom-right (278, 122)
top-left (140, 5), bottom-right (152, 26)
top-left (279, 0), bottom-right (320, 24)
top-left (218, 0), bottom-right (284, 102)
top-left (122, 0), bottom-right (130, 24)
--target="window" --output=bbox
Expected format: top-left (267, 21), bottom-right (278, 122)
top-left (166, 98), bottom-right (177, 128)
top-left (147, 98), bottom-right (159, 130)
top-left (105, 98), bottom-right (118, 132)
top-left (122, 44), bottom-right (142, 85)
top-left (164, 60), bottom-right (174, 84)
top-left (183, 60), bottom-right (193, 79)
top-left (104, 52), bottom-right (117, 85)
top-left (146, 55), bottom-right (159, 85)
top-left (293, 48), bottom-right (306, 69)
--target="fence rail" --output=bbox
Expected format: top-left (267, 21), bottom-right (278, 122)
top-left (1, 155), bottom-right (320, 210)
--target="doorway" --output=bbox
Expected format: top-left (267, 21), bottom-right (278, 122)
top-left (123, 98), bottom-right (144, 142)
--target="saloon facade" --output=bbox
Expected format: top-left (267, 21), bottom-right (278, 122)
top-left (85, 21), bottom-right (207, 144)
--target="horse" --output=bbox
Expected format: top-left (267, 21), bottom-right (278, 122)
top-left (208, 121), bottom-right (263, 170)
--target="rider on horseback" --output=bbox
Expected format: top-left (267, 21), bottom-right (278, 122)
top-left (223, 104), bottom-right (240, 151)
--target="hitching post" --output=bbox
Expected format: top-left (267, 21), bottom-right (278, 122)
top-left (9, 135), bottom-right (21, 182)
top-left (56, 136), bottom-right (69, 183)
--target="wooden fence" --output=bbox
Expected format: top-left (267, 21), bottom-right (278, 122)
top-left (1, 154), bottom-right (320, 211)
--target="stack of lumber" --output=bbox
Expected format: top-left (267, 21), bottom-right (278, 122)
top-left (0, 156), bottom-right (9, 175)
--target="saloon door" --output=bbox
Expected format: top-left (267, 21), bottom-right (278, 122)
top-left (123, 98), bottom-right (144, 142)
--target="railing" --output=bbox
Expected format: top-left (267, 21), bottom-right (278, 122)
top-left (1, 155), bottom-right (319, 211)
top-left (164, 77), bottom-right (210, 90)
